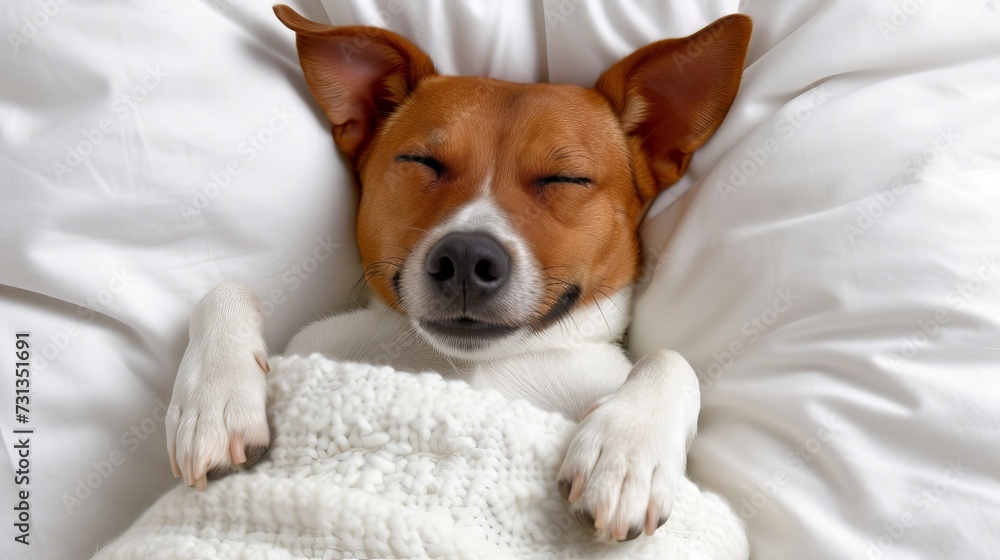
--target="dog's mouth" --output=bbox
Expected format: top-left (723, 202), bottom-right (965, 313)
top-left (419, 317), bottom-right (520, 340)
top-left (410, 282), bottom-right (583, 347)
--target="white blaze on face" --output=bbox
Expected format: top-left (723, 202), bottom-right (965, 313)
top-left (399, 196), bottom-right (545, 360)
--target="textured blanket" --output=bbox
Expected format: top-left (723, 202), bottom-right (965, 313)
top-left (94, 354), bottom-right (748, 559)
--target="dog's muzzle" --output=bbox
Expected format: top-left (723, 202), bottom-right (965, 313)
top-left (419, 231), bottom-right (518, 341)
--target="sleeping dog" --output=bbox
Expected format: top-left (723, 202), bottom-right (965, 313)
top-left (166, 5), bottom-right (751, 543)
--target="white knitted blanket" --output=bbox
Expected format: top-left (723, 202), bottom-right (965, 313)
top-left (95, 354), bottom-right (748, 559)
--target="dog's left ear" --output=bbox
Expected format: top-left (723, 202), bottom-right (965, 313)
top-left (274, 5), bottom-right (437, 164)
top-left (595, 15), bottom-right (752, 199)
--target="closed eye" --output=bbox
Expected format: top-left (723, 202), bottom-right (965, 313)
top-left (536, 175), bottom-right (593, 187)
top-left (396, 154), bottom-right (446, 176)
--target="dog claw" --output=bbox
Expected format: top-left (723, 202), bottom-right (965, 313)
top-left (573, 509), bottom-right (596, 530)
top-left (558, 479), bottom-right (572, 500)
top-left (568, 473), bottom-right (584, 503)
top-left (622, 525), bottom-right (643, 542)
top-left (254, 353), bottom-right (270, 374)
top-left (230, 434), bottom-right (247, 465)
top-left (206, 443), bottom-right (269, 480)
top-left (245, 443), bottom-right (268, 465)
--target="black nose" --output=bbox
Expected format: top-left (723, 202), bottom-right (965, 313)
top-left (425, 232), bottom-right (510, 303)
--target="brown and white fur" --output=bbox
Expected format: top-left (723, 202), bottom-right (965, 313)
top-left (166, 5), bottom-right (751, 543)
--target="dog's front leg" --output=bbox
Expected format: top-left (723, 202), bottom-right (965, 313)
top-left (166, 283), bottom-right (271, 490)
top-left (557, 349), bottom-right (700, 542)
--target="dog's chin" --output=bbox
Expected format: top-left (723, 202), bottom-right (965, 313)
top-left (414, 317), bottom-right (529, 361)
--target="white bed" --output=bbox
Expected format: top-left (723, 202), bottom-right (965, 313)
top-left (1, 1), bottom-right (999, 558)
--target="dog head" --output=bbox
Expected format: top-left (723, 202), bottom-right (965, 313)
top-left (275, 5), bottom-right (751, 360)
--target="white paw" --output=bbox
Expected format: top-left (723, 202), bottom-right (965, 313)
top-left (557, 393), bottom-right (685, 542)
top-left (166, 283), bottom-right (271, 490)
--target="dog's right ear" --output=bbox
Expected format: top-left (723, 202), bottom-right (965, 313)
top-left (274, 5), bottom-right (437, 163)
top-left (595, 15), bottom-right (751, 201)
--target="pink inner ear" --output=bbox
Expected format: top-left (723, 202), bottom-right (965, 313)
top-left (636, 63), bottom-right (722, 154)
top-left (294, 32), bottom-right (420, 159)
top-left (275, 5), bottom-right (437, 161)
top-left (606, 15), bottom-right (751, 191)
top-left (298, 35), bottom-right (402, 126)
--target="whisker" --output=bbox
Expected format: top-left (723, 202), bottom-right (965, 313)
top-left (592, 294), bottom-right (612, 339)
top-left (597, 284), bottom-right (626, 298)
top-left (594, 286), bottom-right (623, 313)
top-left (401, 226), bottom-right (431, 236)
top-left (385, 299), bottom-right (403, 315)
top-left (385, 243), bottom-right (413, 255)
top-left (349, 261), bottom-right (404, 303)
top-left (348, 267), bottom-right (380, 300)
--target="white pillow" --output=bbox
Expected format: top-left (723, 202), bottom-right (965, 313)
top-left (630, 1), bottom-right (1000, 558)
top-left (0, 1), bottom-right (359, 557)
